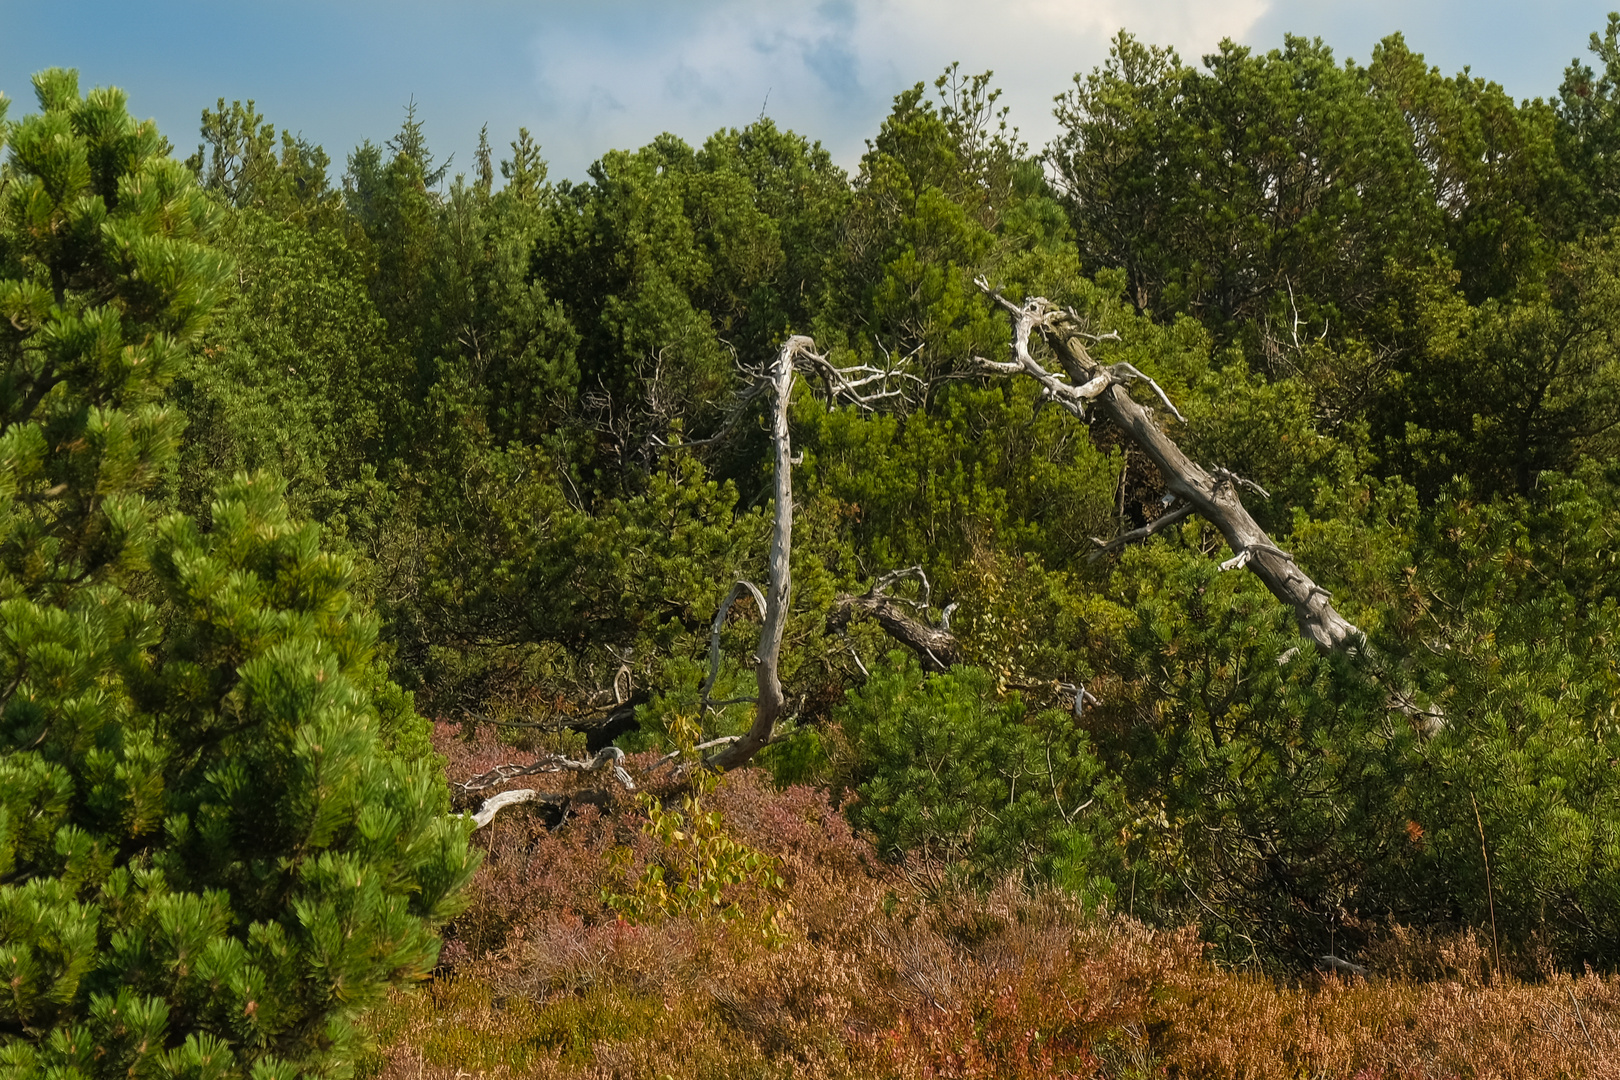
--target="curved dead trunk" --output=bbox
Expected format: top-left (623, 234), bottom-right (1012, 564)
top-left (707, 338), bottom-right (914, 769)
top-left (706, 339), bottom-right (801, 770)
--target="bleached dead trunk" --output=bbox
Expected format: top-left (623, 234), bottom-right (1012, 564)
top-left (977, 284), bottom-right (1363, 656)
top-left (705, 338), bottom-right (925, 768)
top-left (707, 339), bottom-right (801, 770)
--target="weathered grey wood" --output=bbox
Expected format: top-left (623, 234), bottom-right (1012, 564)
top-left (707, 338), bottom-right (917, 770)
top-left (828, 592), bottom-right (961, 672)
top-left (461, 747), bottom-right (634, 831)
top-left (977, 284), bottom-right (1363, 656)
top-left (708, 339), bottom-right (802, 770)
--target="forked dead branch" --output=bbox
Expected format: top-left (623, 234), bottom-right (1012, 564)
top-left (455, 747), bottom-right (635, 827)
top-left (463, 336), bottom-right (929, 824)
top-left (973, 279), bottom-right (1365, 656)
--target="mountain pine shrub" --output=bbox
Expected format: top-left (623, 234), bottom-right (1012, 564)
top-left (835, 653), bottom-right (1123, 899)
top-left (0, 70), bottom-right (474, 1080)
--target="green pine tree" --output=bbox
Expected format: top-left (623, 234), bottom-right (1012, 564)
top-left (0, 71), bottom-right (474, 1080)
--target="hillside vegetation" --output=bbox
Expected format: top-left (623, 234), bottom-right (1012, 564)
top-left (10, 13), bottom-right (1620, 1078)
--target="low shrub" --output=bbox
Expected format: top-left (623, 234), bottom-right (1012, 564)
top-left (833, 653), bottom-right (1124, 899)
top-left (367, 754), bottom-right (1620, 1080)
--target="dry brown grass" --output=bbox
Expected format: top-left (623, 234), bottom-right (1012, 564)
top-left (366, 729), bottom-right (1620, 1079)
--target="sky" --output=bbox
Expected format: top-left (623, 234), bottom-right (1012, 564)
top-left (1, 0), bottom-right (1614, 185)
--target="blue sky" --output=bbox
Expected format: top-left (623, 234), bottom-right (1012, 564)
top-left (2, 0), bottom-right (1613, 184)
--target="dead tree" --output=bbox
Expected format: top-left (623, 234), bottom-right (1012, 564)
top-left (703, 336), bottom-right (915, 770)
top-left (461, 336), bottom-right (927, 822)
top-left (975, 281), bottom-right (1363, 656)
top-left (463, 287), bottom-right (1369, 825)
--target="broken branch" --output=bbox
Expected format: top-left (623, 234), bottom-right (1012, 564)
top-left (458, 746), bottom-right (636, 797)
top-left (468, 789), bottom-right (566, 829)
top-left (1088, 501), bottom-right (1196, 561)
top-left (829, 592), bottom-right (962, 673)
top-left (975, 281), bottom-right (1363, 656)
top-left (460, 747), bottom-right (635, 830)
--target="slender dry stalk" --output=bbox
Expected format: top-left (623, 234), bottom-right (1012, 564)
top-left (1472, 790), bottom-right (1502, 980)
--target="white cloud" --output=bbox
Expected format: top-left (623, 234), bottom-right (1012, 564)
top-left (526, 0), bottom-right (1272, 177)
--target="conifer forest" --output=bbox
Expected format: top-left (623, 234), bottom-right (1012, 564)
top-left (16, 13), bottom-right (1620, 1077)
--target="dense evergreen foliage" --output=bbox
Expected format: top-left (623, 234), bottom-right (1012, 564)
top-left (11, 13), bottom-right (1620, 1031)
top-left (0, 73), bottom-right (474, 1078)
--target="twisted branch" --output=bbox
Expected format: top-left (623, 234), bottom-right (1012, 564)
top-left (974, 281), bottom-right (1363, 656)
top-left (460, 747), bottom-right (635, 830)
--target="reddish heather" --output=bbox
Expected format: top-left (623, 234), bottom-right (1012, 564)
top-left (361, 724), bottom-right (1620, 1080)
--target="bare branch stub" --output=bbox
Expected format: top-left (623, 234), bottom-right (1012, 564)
top-left (1213, 466), bottom-right (1272, 500)
top-left (869, 564), bottom-right (933, 608)
top-left (459, 747), bottom-right (635, 830)
top-left (974, 281), bottom-right (1363, 656)
top-left (1088, 501), bottom-right (1196, 562)
top-left (647, 735), bottom-right (743, 777)
top-left (1055, 681), bottom-right (1102, 719)
top-left (828, 565), bottom-right (961, 674)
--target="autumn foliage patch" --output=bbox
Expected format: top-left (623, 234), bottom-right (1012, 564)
top-left (360, 726), bottom-right (1620, 1078)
